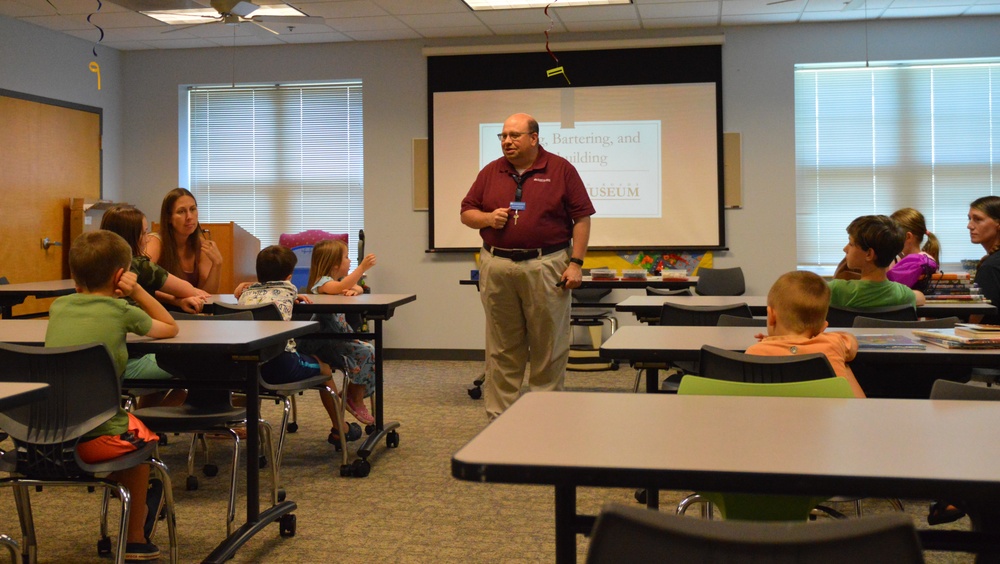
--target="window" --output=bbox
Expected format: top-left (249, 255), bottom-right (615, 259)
top-left (187, 82), bottom-right (363, 263)
top-left (795, 61), bottom-right (1000, 270)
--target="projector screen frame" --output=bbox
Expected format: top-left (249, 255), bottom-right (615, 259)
top-left (426, 44), bottom-right (725, 253)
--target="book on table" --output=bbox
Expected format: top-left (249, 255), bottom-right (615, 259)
top-left (855, 334), bottom-right (927, 350)
top-left (954, 323), bottom-right (1000, 338)
top-left (912, 328), bottom-right (1000, 349)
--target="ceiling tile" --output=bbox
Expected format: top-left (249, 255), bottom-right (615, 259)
top-left (637, 1), bottom-right (717, 18)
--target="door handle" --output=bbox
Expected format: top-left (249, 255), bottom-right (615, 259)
top-left (41, 238), bottom-right (63, 250)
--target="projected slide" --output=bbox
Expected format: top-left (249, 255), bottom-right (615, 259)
top-left (432, 82), bottom-right (720, 250)
top-left (478, 121), bottom-right (662, 219)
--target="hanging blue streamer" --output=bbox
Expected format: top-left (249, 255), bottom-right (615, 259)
top-left (87, 0), bottom-right (104, 57)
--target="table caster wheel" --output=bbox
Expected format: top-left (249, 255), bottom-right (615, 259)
top-left (186, 475), bottom-right (199, 491)
top-left (340, 464), bottom-right (352, 477)
top-left (279, 513), bottom-right (296, 537)
top-left (287, 422), bottom-right (298, 433)
top-left (277, 488), bottom-right (286, 502)
top-left (634, 489), bottom-right (647, 504)
top-left (610, 361), bottom-right (620, 371)
top-left (365, 424), bottom-right (375, 436)
top-left (386, 430), bottom-right (399, 448)
top-left (203, 464), bottom-right (218, 477)
top-left (97, 536), bottom-right (112, 555)
top-left (351, 458), bottom-right (371, 478)
top-left (468, 385), bottom-right (482, 400)
top-left (157, 433), bottom-right (169, 446)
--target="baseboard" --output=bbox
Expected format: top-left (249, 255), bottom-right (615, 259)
top-left (385, 349), bottom-right (485, 361)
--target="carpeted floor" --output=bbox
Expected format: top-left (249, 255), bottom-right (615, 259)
top-left (0, 360), bottom-right (975, 562)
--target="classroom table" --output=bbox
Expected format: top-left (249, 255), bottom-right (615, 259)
top-left (600, 325), bottom-right (1000, 394)
top-left (0, 318), bottom-right (318, 564)
top-left (0, 279), bottom-right (75, 319)
top-left (460, 275), bottom-right (698, 291)
top-left (211, 293), bottom-right (417, 474)
top-left (452, 391), bottom-right (1000, 564)
top-left (0, 382), bottom-right (49, 411)
top-left (615, 294), bottom-right (997, 322)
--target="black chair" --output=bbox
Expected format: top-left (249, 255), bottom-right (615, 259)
top-left (698, 345), bottom-right (834, 384)
top-left (852, 316), bottom-right (960, 328)
top-left (568, 288), bottom-right (619, 371)
top-left (717, 313), bottom-right (767, 327)
top-left (633, 303), bottom-right (754, 393)
top-left (644, 286), bottom-right (692, 296)
top-left (213, 302), bottom-right (361, 476)
top-left (694, 267), bottom-right (746, 296)
top-left (586, 504), bottom-right (924, 564)
top-left (133, 309), bottom-right (280, 536)
top-left (0, 342), bottom-right (177, 564)
top-left (826, 304), bottom-right (917, 327)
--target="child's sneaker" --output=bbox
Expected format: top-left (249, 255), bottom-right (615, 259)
top-left (125, 541), bottom-right (160, 562)
top-left (345, 397), bottom-right (374, 425)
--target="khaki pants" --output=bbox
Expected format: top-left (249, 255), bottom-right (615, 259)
top-left (479, 248), bottom-right (572, 420)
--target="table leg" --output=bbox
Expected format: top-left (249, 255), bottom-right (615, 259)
top-left (554, 485), bottom-right (577, 564)
top-left (356, 318), bottom-right (401, 462)
top-left (646, 367), bottom-right (660, 394)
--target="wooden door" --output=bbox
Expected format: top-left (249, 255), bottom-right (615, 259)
top-left (0, 92), bottom-right (101, 316)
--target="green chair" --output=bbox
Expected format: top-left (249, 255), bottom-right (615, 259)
top-left (676, 375), bottom-right (855, 521)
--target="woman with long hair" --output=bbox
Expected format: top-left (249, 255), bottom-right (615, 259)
top-left (145, 188), bottom-right (223, 293)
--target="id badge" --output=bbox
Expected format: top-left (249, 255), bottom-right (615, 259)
top-left (509, 201), bottom-right (526, 211)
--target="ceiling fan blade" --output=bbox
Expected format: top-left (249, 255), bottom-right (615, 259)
top-left (110, 0), bottom-right (209, 11)
top-left (228, 1), bottom-right (259, 17)
top-left (250, 20), bottom-right (281, 35)
top-left (765, 0), bottom-right (796, 5)
top-left (250, 15), bottom-right (324, 25)
top-left (160, 15), bottom-right (220, 33)
top-left (842, 0), bottom-right (866, 10)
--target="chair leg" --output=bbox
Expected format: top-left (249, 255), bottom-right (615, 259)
top-left (147, 458), bottom-right (178, 564)
top-left (258, 420), bottom-right (279, 506)
top-left (676, 493), bottom-right (702, 516)
top-left (12, 484), bottom-right (36, 564)
top-left (111, 482), bottom-right (131, 564)
top-left (225, 428), bottom-right (241, 536)
top-left (0, 534), bottom-right (18, 564)
top-left (289, 394), bottom-right (298, 431)
top-left (633, 368), bottom-right (644, 393)
top-left (322, 379), bottom-right (350, 468)
top-left (273, 395), bottom-right (293, 470)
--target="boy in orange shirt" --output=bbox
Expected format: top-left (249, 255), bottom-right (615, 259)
top-left (745, 270), bottom-right (865, 398)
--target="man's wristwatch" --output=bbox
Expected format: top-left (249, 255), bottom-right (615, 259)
top-left (569, 257), bottom-right (584, 266)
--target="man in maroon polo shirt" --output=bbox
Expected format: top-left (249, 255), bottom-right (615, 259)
top-left (461, 113), bottom-right (596, 420)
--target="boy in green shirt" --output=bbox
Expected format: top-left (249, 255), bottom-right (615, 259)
top-left (45, 230), bottom-right (178, 562)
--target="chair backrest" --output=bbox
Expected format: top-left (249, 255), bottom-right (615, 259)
top-left (694, 267), bottom-right (745, 296)
top-left (645, 287), bottom-right (692, 296)
top-left (213, 301), bottom-right (283, 321)
top-left (171, 310), bottom-right (254, 321)
top-left (277, 230), bottom-right (348, 248)
top-left (697, 345), bottom-right (837, 384)
top-left (0, 276), bottom-right (8, 285)
top-left (717, 314), bottom-right (767, 327)
top-left (930, 379), bottom-right (1000, 401)
top-left (679, 373), bottom-right (854, 397)
top-left (826, 304), bottom-right (917, 327)
top-left (586, 504), bottom-right (924, 564)
top-left (0, 342), bottom-right (120, 445)
top-left (852, 315), bottom-right (959, 329)
top-left (659, 302), bottom-right (752, 326)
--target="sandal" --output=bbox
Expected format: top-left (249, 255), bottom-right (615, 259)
top-left (928, 501), bottom-right (966, 525)
top-left (327, 422), bottom-right (362, 445)
top-left (345, 397), bottom-right (375, 425)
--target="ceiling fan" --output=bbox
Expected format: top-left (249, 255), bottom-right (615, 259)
top-left (766, 0), bottom-right (865, 7)
top-left (115, 0), bottom-right (325, 35)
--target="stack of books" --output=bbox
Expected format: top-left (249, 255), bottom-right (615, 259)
top-left (912, 324), bottom-right (1000, 349)
top-left (923, 273), bottom-right (988, 303)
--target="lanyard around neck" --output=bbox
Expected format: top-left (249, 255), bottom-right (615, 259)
top-left (510, 170), bottom-right (537, 202)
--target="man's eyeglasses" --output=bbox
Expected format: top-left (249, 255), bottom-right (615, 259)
top-left (497, 132), bottom-right (530, 141)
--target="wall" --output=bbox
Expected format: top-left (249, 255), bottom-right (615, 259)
top-left (0, 17), bottom-right (124, 202)
top-left (6, 15), bottom-right (1000, 353)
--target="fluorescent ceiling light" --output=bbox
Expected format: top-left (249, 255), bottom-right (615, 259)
top-left (463, 0), bottom-right (631, 10)
top-left (142, 4), bottom-right (306, 25)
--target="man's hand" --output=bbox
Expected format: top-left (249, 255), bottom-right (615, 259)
top-left (559, 262), bottom-right (583, 290)
top-left (490, 207), bottom-right (511, 230)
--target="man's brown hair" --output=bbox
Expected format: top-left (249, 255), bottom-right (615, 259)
top-left (69, 230), bottom-right (132, 291)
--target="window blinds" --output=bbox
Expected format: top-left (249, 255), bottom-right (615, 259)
top-left (795, 61), bottom-right (999, 269)
top-left (188, 82), bottom-right (364, 262)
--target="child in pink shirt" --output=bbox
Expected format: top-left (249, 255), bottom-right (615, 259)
top-left (745, 271), bottom-right (865, 398)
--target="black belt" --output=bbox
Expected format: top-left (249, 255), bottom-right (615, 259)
top-left (484, 242), bottom-right (569, 262)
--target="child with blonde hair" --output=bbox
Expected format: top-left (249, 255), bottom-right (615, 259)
top-left (296, 239), bottom-right (379, 425)
top-left (745, 271), bottom-right (865, 398)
